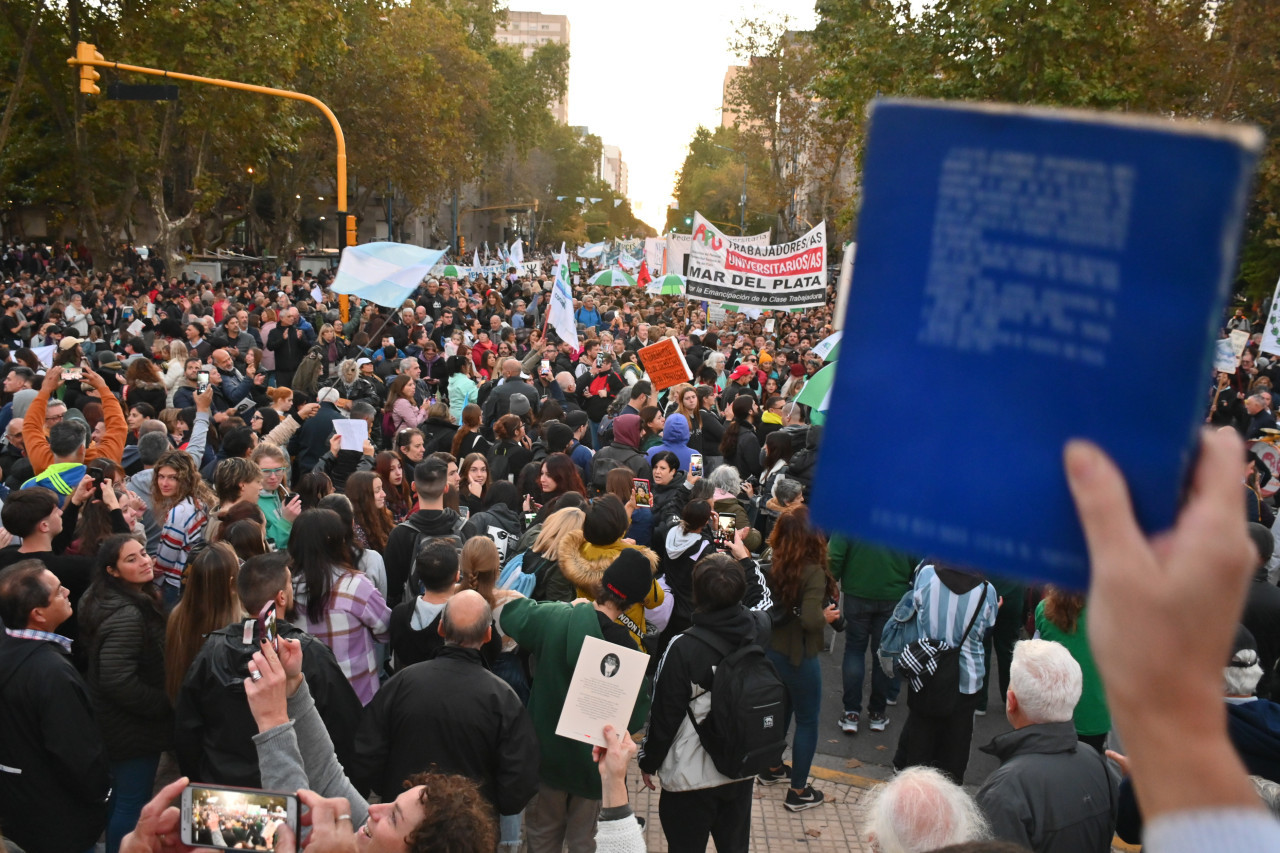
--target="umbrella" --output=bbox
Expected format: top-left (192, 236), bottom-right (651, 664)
top-left (646, 274), bottom-right (686, 296)
top-left (588, 269), bottom-right (637, 288)
top-left (812, 330), bottom-right (842, 362)
top-left (438, 264), bottom-right (466, 278)
top-left (794, 362), bottom-right (837, 412)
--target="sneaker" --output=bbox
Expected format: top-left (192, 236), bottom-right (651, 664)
top-left (886, 697), bottom-right (898, 706)
top-left (974, 708), bottom-right (987, 716)
top-left (756, 763), bottom-right (792, 785)
top-left (868, 712), bottom-right (889, 732)
top-left (785, 786), bottom-right (825, 812)
top-left (839, 711), bottom-right (859, 734)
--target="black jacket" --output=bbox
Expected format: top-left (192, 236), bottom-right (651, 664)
top-left (638, 605), bottom-right (764, 776)
top-left (723, 420), bottom-right (763, 478)
top-left (350, 645), bottom-right (540, 814)
top-left (483, 379), bottom-right (540, 423)
top-left (0, 634), bottom-right (111, 853)
top-left (267, 323), bottom-right (312, 375)
top-left (289, 401), bottom-right (344, 475)
top-left (418, 416), bottom-right (458, 456)
top-left (785, 425), bottom-right (821, 499)
top-left (383, 508), bottom-right (466, 607)
top-left (462, 504), bottom-right (524, 564)
top-left (976, 721), bottom-right (1117, 853)
top-left (78, 586), bottom-right (173, 760)
top-left (174, 621), bottom-right (362, 787)
top-left (1244, 570), bottom-right (1280, 700)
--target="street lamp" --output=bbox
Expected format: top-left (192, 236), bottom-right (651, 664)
top-left (711, 143), bottom-right (747, 235)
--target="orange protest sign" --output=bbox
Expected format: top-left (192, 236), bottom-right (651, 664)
top-left (638, 337), bottom-right (692, 391)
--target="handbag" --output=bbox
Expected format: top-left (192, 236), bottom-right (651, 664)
top-left (899, 585), bottom-right (988, 717)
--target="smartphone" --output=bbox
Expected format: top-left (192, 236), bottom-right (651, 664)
top-left (122, 306), bottom-right (133, 320)
top-left (255, 601), bottom-right (278, 652)
top-left (197, 371), bottom-right (211, 394)
top-left (633, 478), bottom-right (652, 507)
top-left (63, 368), bottom-right (82, 381)
top-left (180, 783), bottom-right (298, 850)
top-left (595, 354), bottom-right (602, 367)
top-left (458, 506), bottom-right (470, 522)
top-left (88, 467), bottom-right (106, 498)
top-left (541, 359), bottom-right (551, 375)
top-left (689, 453), bottom-right (703, 478)
top-left (716, 511), bottom-right (736, 538)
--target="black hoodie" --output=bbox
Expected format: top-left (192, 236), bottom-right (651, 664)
top-left (384, 508), bottom-right (466, 606)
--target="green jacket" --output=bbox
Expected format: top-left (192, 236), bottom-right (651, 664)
top-left (827, 535), bottom-right (915, 601)
top-left (499, 598), bottom-right (651, 799)
top-left (1034, 600), bottom-right (1111, 737)
top-left (257, 488), bottom-right (293, 549)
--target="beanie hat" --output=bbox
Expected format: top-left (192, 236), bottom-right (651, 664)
top-left (508, 393), bottom-right (532, 417)
top-left (582, 494), bottom-right (628, 546)
top-left (601, 548), bottom-right (653, 605)
top-left (566, 410), bottom-right (590, 429)
top-left (546, 422), bottom-right (574, 454)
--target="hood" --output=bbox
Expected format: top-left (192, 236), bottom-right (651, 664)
top-left (612, 413), bottom-right (642, 449)
top-left (662, 415), bottom-right (690, 445)
top-left (690, 603), bottom-right (759, 646)
top-left (410, 598), bottom-right (448, 631)
top-left (936, 565), bottom-right (984, 595)
top-left (558, 529), bottom-right (658, 595)
top-left (131, 379), bottom-right (165, 390)
top-left (0, 631), bottom-right (56, 692)
top-left (780, 423), bottom-right (808, 444)
top-left (665, 527), bottom-right (711, 560)
top-left (980, 721), bottom-right (1083, 761)
top-left (712, 489), bottom-right (735, 504)
top-left (804, 424), bottom-right (822, 451)
top-left (405, 508), bottom-right (463, 536)
top-left (475, 504), bottom-right (521, 531)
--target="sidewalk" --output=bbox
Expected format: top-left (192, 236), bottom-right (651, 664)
top-left (628, 766), bottom-right (877, 852)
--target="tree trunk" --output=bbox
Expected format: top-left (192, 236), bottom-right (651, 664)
top-left (0, 2), bottom-right (41, 161)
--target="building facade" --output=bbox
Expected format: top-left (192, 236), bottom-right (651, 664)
top-left (495, 10), bottom-right (571, 124)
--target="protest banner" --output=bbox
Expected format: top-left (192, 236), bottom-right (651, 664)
top-left (1261, 274), bottom-right (1280, 355)
top-left (665, 229), bottom-right (768, 279)
top-left (637, 337), bottom-right (692, 391)
top-left (644, 237), bottom-right (666, 274)
top-left (686, 213), bottom-right (827, 309)
top-left (1214, 337), bottom-right (1239, 373)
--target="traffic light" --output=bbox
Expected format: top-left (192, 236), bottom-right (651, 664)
top-left (75, 42), bottom-right (104, 95)
top-left (683, 214), bottom-right (692, 227)
top-left (459, 235), bottom-right (465, 255)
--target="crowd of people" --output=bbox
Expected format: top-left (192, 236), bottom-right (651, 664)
top-left (0, 252), bottom-right (1275, 853)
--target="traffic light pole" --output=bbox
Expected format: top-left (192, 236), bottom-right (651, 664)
top-left (67, 43), bottom-right (356, 318)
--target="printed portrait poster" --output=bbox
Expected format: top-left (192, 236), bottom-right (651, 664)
top-left (555, 635), bottom-right (648, 746)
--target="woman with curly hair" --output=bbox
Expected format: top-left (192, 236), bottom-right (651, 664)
top-left (758, 504), bottom-right (841, 811)
top-left (150, 449), bottom-right (217, 608)
top-left (347, 471), bottom-right (394, 553)
top-left (375, 451), bottom-right (411, 523)
top-left (124, 358), bottom-right (168, 415)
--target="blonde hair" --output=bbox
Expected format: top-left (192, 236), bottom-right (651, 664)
top-left (533, 507), bottom-right (585, 561)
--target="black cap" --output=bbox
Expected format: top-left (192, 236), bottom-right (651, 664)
top-left (566, 410), bottom-right (589, 429)
top-left (546, 422), bottom-right (574, 454)
top-left (601, 548), bottom-right (653, 605)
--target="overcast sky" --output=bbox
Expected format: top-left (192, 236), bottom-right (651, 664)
top-left (523, 0), bottom-right (821, 232)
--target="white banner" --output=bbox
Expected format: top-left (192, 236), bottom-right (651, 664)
top-left (664, 229), bottom-right (768, 281)
top-left (644, 237), bottom-right (665, 275)
top-left (686, 213), bottom-right (827, 309)
top-left (1262, 275), bottom-right (1280, 355)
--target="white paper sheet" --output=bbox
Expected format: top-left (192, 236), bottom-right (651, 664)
top-left (332, 418), bottom-right (368, 451)
top-left (554, 634), bottom-right (648, 746)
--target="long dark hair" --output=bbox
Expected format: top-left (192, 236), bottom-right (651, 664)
top-left (541, 452), bottom-right (586, 501)
top-left (347, 471), bottom-right (394, 552)
top-left (719, 395), bottom-right (754, 459)
top-left (766, 505), bottom-right (836, 609)
top-left (288, 509), bottom-right (354, 624)
top-left (375, 451), bottom-right (411, 520)
top-left (80, 533), bottom-right (165, 652)
top-left (762, 431), bottom-right (793, 471)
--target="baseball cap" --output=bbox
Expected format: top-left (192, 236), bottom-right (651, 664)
top-left (58, 336), bottom-right (83, 350)
top-left (355, 357), bottom-right (372, 367)
top-left (566, 410), bottom-right (589, 429)
top-left (729, 364), bottom-right (753, 381)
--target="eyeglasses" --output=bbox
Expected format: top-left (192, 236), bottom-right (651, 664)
top-left (261, 466), bottom-right (288, 475)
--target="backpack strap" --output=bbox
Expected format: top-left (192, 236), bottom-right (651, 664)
top-left (958, 585), bottom-right (989, 646)
top-left (684, 625), bottom-right (735, 660)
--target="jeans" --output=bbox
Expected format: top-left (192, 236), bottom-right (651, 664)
top-left (841, 595), bottom-right (901, 715)
top-left (498, 812), bottom-right (522, 850)
top-left (766, 649), bottom-right (821, 790)
top-left (587, 419), bottom-right (601, 451)
top-left (107, 754), bottom-right (160, 853)
top-left (157, 581), bottom-right (181, 612)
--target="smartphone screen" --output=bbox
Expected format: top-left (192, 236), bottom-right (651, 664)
top-left (458, 506), bottom-right (470, 521)
top-left (63, 368), bottom-right (82, 381)
top-left (716, 511), bottom-right (736, 537)
top-left (181, 783), bottom-right (298, 850)
top-left (255, 601), bottom-right (278, 652)
top-left (197, 371), bottom-right (210, 394)
top-left (633, 478), bottom-right (652, 507)
top-left (541, 359), bottom-right (551, 375)
top-left (689, 454), bottom-right (703, 478)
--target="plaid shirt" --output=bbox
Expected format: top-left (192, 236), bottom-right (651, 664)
top-left (4, 627), bottom-right (73, 654)
top-left (299, 569), bottom-right (391, 705)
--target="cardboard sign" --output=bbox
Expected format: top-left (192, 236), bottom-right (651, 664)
top-left (637, 337), bottom-right (692, 391)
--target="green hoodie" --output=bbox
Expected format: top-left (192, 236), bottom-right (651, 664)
top-left (499, 598), bottom-right (651, 799)
top-left (828, 535), bottom-right (916, 602)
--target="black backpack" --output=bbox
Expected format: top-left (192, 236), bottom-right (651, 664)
top-left (684, 624), bottom-right (789, 779)
top-left (488, 443), bottom-right (515, 483)
top-left (589, 455), bottom-right (629, 497)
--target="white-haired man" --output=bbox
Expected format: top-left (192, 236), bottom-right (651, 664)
top-left (864, 766), bottom-right (990, 853)
top-left (975, 639), bottom-right (1117, 853)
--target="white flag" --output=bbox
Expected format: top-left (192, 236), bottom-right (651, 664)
top-left (509, 239), bottom-right (524, 267)
top-left (548, 273), bottom-right (579, 350)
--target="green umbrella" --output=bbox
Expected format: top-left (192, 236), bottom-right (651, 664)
top-left (794, 362), bottom-right (837, 412)
top-left (438, 264), bottom-right (466, 278)
top-left (588, 269), bottom-right (637, 288)
top-left (646, 273), bottom-right (686, 295)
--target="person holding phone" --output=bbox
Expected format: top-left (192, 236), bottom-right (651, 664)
top-left (79, 534), bottom-right (172, 853)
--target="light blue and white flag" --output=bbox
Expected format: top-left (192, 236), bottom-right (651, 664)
top-left (548, 260), bottom-right (579, 350)
top-left (577, 241), bottom-right (606, 259)
top-left (617, 251), bottom-right (640, 271)
top-left (330, 242), bottom-right (446, 308)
